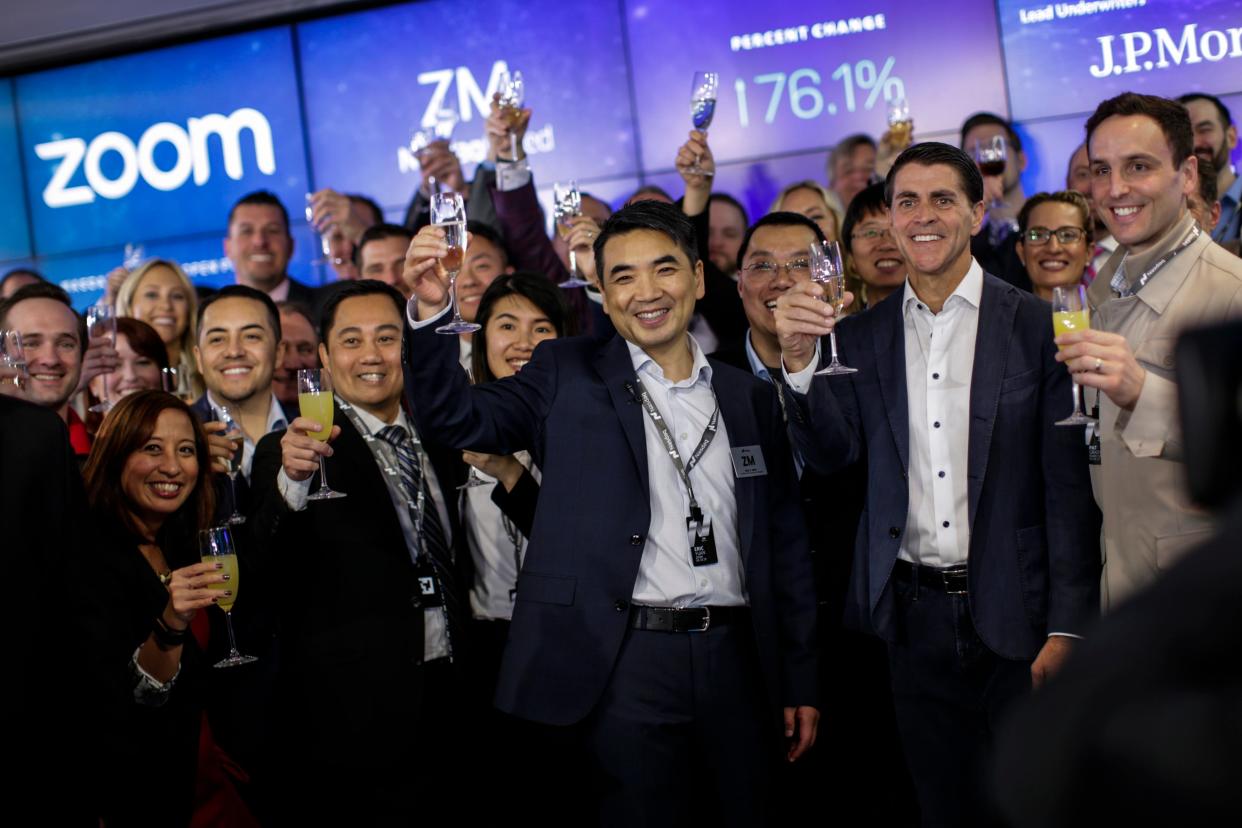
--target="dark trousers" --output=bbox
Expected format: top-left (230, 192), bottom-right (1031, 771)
top-left (584, 621), bottom-right (776, 828)
top-left (888, 571), bottom-right (1032, 828)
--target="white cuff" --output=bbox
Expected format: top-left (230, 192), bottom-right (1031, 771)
top-left (406, 296), bottom-right (452, 330)
top-left (132, 647), bottom-right (180, 704)
top-left (781, 341), bottom-right (822, 395)
top-left (495, 158), bottom-right (531, 192)
top-left (277, 467), bottom-right (312, 512)
top-left (585, 285), bottom-right (604, 306)
top-left (1048, 632), bottom-right (1083, 640)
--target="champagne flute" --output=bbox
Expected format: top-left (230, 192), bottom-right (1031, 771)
top-left (304, 193), bottom-right (333, 267)
top-left (886, 96), bottom-right (913, 147)
top-left (216, 404), bottom-right (247, 525)
top-left (86, 303), bottom-right (117, 412)
top-left (431, 192), bottom-right (479, 334)
top-left (553, 181), bottom-right (590, 289)
top-left (199, 526), bottom-right (258, 668)
top-left (496, 70), bottom-right (526, 161)
top-left (1051, 285), bottom-right (1097, 427)
top-left (0, 329), bottom-right (27, 393)
top-left (809, 240), bottom-right (858, 376)
top-left (298, 369), bottom-right (346, 500)
top-left (974, 135), bottom-right (1007, 210)
top-left (687, 71), bottom-right (719, 177)
top-left (412, 109), bottom-right (461, 195)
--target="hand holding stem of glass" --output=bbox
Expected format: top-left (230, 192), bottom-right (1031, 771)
top-left (199, 526), bottom-right (257, 667)
top-left (431, 192), bottom-right (479, 334)
top-left (298, 369), bottom-right (347, 499)
top-left (810, 240), bottom-right (858, 376)
top-left (1051, 284), bottom-right (1096, 426)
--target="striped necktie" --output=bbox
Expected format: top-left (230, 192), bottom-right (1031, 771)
top-left (376, 424), bottom-right (460, 625)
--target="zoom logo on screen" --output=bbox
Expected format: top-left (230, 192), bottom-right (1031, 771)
top-left (34, 107), bottom-right (276, 208)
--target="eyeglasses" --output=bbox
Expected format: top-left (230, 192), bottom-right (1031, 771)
top-left (741, 259), bottom-right (811, 279)
top-left (851, 226), bottom-right (893, 243)
top-left (1024, 226), bottom-right (1087, 245)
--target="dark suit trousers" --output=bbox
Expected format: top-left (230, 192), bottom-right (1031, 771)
top-left (887, 571), bottom-right (1032, 828)
top-left (584, 622), bottom-right (776, 828)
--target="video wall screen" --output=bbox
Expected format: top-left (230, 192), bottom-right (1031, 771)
top-left (0, 0), bottom-right (1237, 307)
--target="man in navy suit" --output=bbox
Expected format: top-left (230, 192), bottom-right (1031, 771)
top-left (401, 201), bottom-right (818, 825)
top-left (774, 142), bottom-right (1099, 826)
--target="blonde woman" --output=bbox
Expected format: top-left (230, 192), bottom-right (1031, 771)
top-left (115, 259), bottom-right (203, 398)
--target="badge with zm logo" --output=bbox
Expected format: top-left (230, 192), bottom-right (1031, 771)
top-left (729, 445), bottom-right (767, 478)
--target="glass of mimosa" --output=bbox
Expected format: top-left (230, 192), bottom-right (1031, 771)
top-left (298, 368), bottom-right (347, 500)
top-left (1051, 284), bottom-right (1096, 426)
top-left (199, 526), bottom-right (257, 668)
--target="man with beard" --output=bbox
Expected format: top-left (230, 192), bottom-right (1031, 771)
top-left (1178, 93), bottom-right (1239, 244)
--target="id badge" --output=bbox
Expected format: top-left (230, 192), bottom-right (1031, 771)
top-left (689, 517), bottom-right (719, 566)
top-left (412, 560), bottom-right (444, 608)
top-left (1087, 404), bottom-right (1102, 466)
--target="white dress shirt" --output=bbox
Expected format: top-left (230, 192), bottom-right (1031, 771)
top-left (464, 452), bottom-right (539, 621)
top-left (206, 391), bottom-right (287, 480)
top-left (626, 338), bottom-right (747, 608)
top-left (278, 402), bottom-right (453, 662)
top-left (788, 260), bottom-right (983, 568)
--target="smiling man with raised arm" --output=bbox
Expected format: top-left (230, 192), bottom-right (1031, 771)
top-left (774, 142), bottom-right (1100, 827)
top-left (401, 200), bottom-right (817, 825)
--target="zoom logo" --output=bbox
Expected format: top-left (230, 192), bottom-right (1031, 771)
top-left (34, 107), bottom-right (276, 208)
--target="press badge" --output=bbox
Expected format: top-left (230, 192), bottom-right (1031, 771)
top-left (730, 445), bottom-right (768, 478)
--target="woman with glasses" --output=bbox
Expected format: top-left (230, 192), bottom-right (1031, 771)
top-left (1015, 191), bottom-right (1095, 301)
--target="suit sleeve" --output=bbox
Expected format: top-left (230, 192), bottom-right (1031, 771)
top-left (785, 328), bottom-right (865, 476)
top-left (403, 318), bottom-right (557, 457)
top-left (490, 467), bottom-right (540, 540)
top-left (1038, 320), bottom-right (1101, 636)
top-left (762, 389), bottom-right (820, 708)
top-left (246, 430), bottom-right (293, 575)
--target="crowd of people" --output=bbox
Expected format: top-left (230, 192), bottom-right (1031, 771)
top-left (1, 86), bottom-right (1241, 827)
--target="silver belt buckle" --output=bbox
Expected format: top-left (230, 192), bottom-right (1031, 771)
top-left (691, 606), bottom-right (711, 632)
top-left (943, 569), bottom-right (969, 596)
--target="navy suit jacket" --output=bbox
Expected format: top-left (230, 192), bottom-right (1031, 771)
top-left (403, 325), bottom-right (818, 726)
top-left (786, 274), bottom-right (1100, 660)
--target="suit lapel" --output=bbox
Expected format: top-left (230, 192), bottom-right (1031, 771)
top-left (710, 366), bottom-right (756, 565)
top-left (966, 277), bottom-right (1018, 529)
top-left (594, 335), bottom-right (650, 497)
top-left (870, 298), bottom-right (910, 475)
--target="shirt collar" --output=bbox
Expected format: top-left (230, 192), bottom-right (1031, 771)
top-left (625, 334), bottom-right (713, 389)
top-left (206, 391), bottom-right (288, 437)
top-left (743, 329), bottom-right (772, 382)
top-left (901, 257), bottom-right (984, 316)
top-left (348, 400), bottom-right (410, 437)
top-left (265, 277), bottom-right (291, 302)
top-left (1222, 174), bottom-right (1242, 206)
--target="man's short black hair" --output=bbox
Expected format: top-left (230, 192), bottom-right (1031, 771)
top-left (885, 142), bottom-right (985, 207)
top-left (709, 193), bottom-right (749, 227)
top-left (0, 282), bottom-right (87, 354)
top-left (1086, 92), bottom-right (1194, 169)
top-left (347, 193), bottom-right (385, 227)
top-left (227, 190), bottom-right (291, 232)
top-left (354, 223), bottom-right (413, 267)
top-left (841, 183), bottom-right (891, 255)
top-left (593, 201), bottom-right (699, 289)
top-left (196, 284), bottom-right (282, 342)
top-left (1177, 92), bottom-right (1234, 129)
top-left (466, 220), bottom-right (511, 266)
top-left (960, 112), bottom-right (1024, 153)
top-left (318, 279), bottom-right (406, 346)
top-left (735, 212), bottom-right (826, 273)
top-left (0, 268), bottom-right (46, 294)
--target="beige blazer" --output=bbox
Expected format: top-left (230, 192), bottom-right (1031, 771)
top-left (1087, 219), bottom-right (1242, 610)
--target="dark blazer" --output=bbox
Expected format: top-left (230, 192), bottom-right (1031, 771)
top-left (786, 273), bottom-right (1100, 660)
top-left (249, 403), bottom-right (468, 747)
top-left (403, 326), bottom-right (818, 726)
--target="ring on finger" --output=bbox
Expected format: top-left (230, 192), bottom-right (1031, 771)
top-left (1094, 357), bottom-right (1103, 372)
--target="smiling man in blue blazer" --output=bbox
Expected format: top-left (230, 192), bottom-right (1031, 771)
top-left (401, 201), bottom-right (818, 825)
top-left (775, 142), bottom-right (1100, 826)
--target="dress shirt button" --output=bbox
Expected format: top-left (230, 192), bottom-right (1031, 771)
top-left (933, 421), bottom-right (941, 429)
top-left (932, 372), bottom-right (940, 380)
top-left (888, 526), bottom-right (901, 539)
top-left (680, 433), bottom-right (688, 441)
top-left (614, 599), bottom-right (629, 612)
top-left (629, 534), bottom-right (643, 545)
top-left (916, 304), bottom-right (924, 311)
top-left (938, 470), bottom-right (946, 478)
top-left (942, 520), bottom-right (950, 528)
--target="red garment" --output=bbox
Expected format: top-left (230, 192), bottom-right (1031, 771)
top-left (66, 408), bottom-right (92, 456)
top-left (188, 612), bottom-right (260, 828)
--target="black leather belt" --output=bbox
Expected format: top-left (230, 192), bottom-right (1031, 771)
top-left (629, 604), bottom-right (748, 633)
top-left (893, 560), bottom-right (969, 595)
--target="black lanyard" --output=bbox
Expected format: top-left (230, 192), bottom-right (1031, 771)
top-left (1111, 224), bottom-right (1199, 298)
top-left (632, 374), bottom-right (719, 527)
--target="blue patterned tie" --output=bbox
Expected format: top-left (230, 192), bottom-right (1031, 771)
top-left (376, 424), bottom-right (459, 623)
